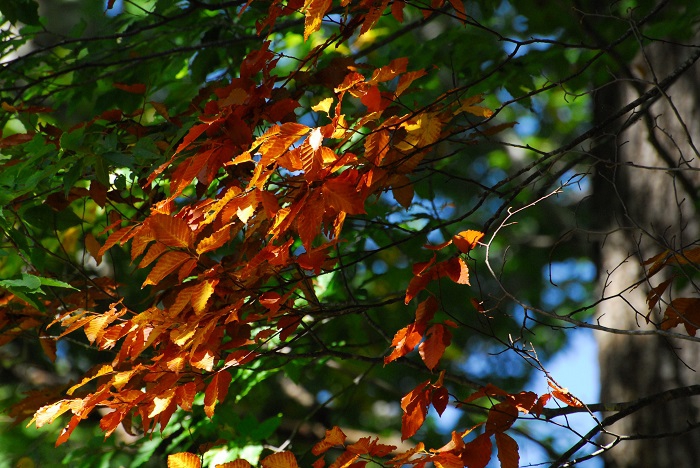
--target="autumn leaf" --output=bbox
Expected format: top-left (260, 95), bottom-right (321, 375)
top-left (452, 230), bottom-right (484, 254)
top-left (204, 370), bottom-right (233, 418)
top-left (303, 0), bottom-right (332, 40)
top-left (660, 297), bottom-right (700, 335)
top-left (485, 402), bottom-right (518, 434)
top-left (167, 452), bottom-right (201, 468)
top-left (400, 380), bottom-right (431, 439)
top-left (495, 432), bottom-right (519, 468)
top-left (312, 426), bottom-right (347, 455)
top-left (418, 324), bottom-right (452, 371)
top-left (216, 461), bottom-right (253, 468)
top-left (548, 380), bottom-right (584, 408)
top-left (142, 251), bottom-right (191, 287)
top-left (260, 451), bottom-right (299, 468)
top-left (385, 323), bottom-right (423, 364)
top-left (459, 433), bottom-right (492, 468)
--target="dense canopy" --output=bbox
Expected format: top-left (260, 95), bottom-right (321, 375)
top-left (2, 1), bottom-right (700, 467)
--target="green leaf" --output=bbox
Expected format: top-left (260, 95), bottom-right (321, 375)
top-left (0, 0), bottom-right (40, 25)
top-left (0, 272), bottom-right (42, 291)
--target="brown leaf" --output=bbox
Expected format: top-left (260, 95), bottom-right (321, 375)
top-left (495, 432), bottom-right (519, 468)
top-left (661, 297), bottom-right (700, 336)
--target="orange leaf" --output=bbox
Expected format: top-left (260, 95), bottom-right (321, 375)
top-left (260, 451), bottom-right (299, 468)
top-left (404, 273), bottom-right (433, 304)
top-left (328, 450), bottom-right (360, 468)
top-left (531, 393), bottom-right (551, 417)
top-left (142, 251), bottom-right (191, 287)
top-left (216, 461), bottom-right (253, 468)
top-left (85, 233), bottom-right (103, 266)
top-left (204, 371), bottom-right (233, 418)
top-left (56, 414), bottom-right (81, 446)
top-left (312, 426), bottom-right (347, 455)
top-left (495, 433), bottom-right (519, 468)
top-left (452, 230), bottom-right (484, 254)
top-left (148, 213), bottom-right (194, 249)
top-left (395, 70), bottom-right (427, 96)
top-left (547, 380), bottom-right (583, 408)
top-left (322, 169), bottom-right (366, 214)
top-left (385, 323), bottom-right (423, 364)
top-left (167, 452), bottom-right (202, 468)
top-left (400, 380), bottom-right (431, 439)
top-left (418, 324), bottom-right (451, 371)
top-left (175, 382), bottom-right (197, 411)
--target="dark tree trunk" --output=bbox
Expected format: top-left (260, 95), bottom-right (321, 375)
top-left (594, 39), bottom-right (700, 467)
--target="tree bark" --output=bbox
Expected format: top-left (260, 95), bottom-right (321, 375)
top-left (594, 38), bottom-right (700, 467)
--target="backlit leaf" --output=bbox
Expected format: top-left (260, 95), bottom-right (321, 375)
top-left (261, 451), bottom-right (299, 468)
top-left (303, 0), bottom-right (332, 40)
top-left (142, 251), bottom-right (191, 287)
top-left (168, 452), bottom-right (201, 468)
top-left (312, 426), bottom-right (347, 455)
top-left (418, 324), bottom-right (451, 371)
top-left (204, 370), bottom-right (232, 418)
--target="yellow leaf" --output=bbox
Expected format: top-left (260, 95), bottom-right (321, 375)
top-left (168, 452), bottom-right (202, 468)
top-left (149, 390), bottom-right (175, 418)
top-left (312, 97), bottom-right (334, 115)
top-left (30, 401), bottom-right (72, 428)
top-left (303, 0), bottom-right (332, 40)
top-left (67, 364), bottom-right (113, 395)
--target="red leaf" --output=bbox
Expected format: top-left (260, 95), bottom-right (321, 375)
top-left (495, 433), bottom-right (519, 468)
top-left (113, 83), bottom-right (147, 94)
top-left (360, 86), bottom-right (382, 113)
top-left (459, 433), bottom-right (492, 468)
top-left (485, 402), bottom-right (518, 434)
top-left (431, 385), bottom-right (449, 416)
